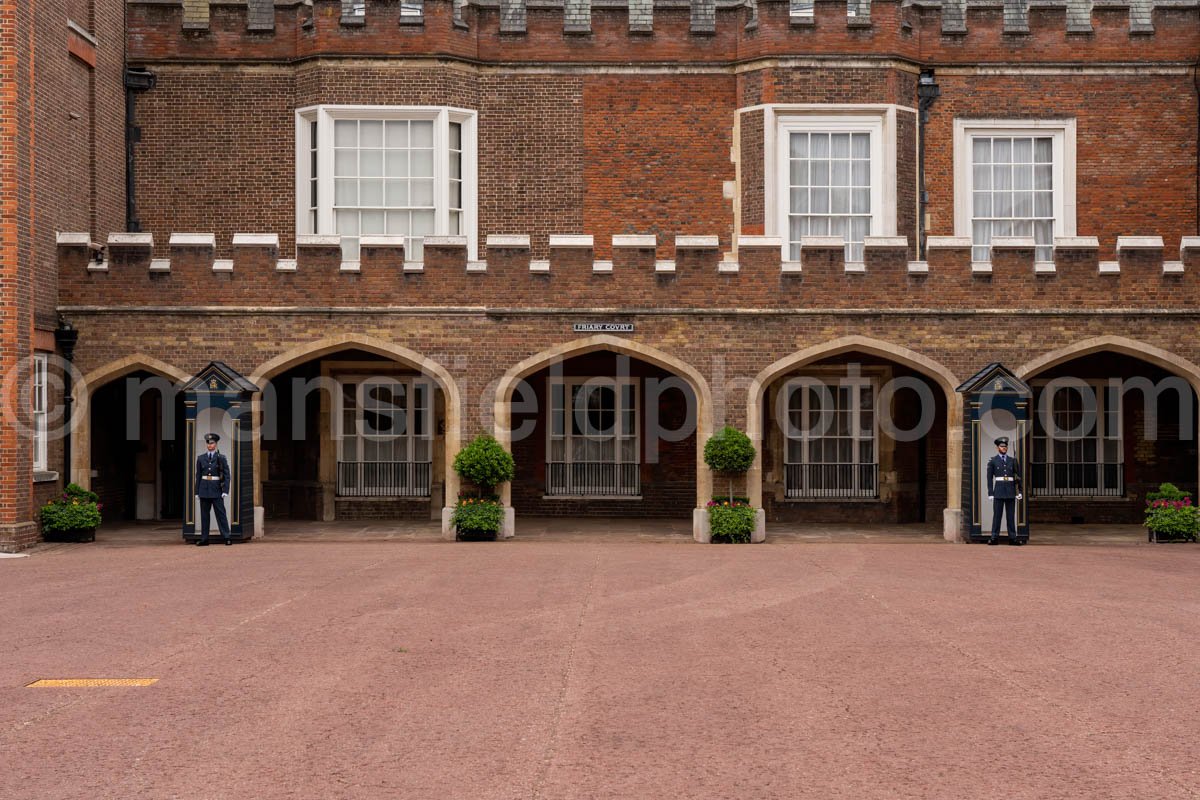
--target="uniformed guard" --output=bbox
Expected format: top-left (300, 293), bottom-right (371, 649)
top-left (194, 432), bottom-right (232, 546)
top-left (986, 436), bottom-right (1024, 546)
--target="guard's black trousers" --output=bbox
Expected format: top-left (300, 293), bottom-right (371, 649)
top-left (991, 497), bottom-right (1017, 539)
top-left (199, 497), bottom-right (231, 542)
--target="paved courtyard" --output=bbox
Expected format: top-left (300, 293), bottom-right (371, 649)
top-left (2, 527), bottom-right (1196, 799)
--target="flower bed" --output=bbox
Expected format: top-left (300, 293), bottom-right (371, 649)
top-left (1144, 483), bottom-right (1199, 543)
top-left (706, 499), bottom-right (756, 544)
top-left (452, 497), bottom-right (504, 541)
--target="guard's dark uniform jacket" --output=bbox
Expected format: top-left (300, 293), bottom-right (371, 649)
top-left (195, 450), bottom-right (230, 498)
top-left (986, 453), bottom-right (1022, 499)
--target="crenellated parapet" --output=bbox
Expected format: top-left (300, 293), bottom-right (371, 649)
top-left (58, 231), bottom-right (1200, 311)
top-left (126, 0), bottom-right (1200, 64)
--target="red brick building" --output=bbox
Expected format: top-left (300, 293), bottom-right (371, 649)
top-left (3, 0), bottom-right (1199, 549)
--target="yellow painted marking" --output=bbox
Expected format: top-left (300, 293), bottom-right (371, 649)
top-left (27, 678), bottom-right (158, 688)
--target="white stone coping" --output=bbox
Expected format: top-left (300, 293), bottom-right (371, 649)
top-left (296, 234), bottom-right (341, 247)
top-left (718, 261), bottom-right (740, 273)
top-left (529, 259), bottom-right (550, 273)
top-left (339, 261), bottom-right (361, 273)
top-left (989, 236), bottom-right (1036, 249)
top-left (971, 261), bottom-right (993, 275)
top-left (466, 260), bottom-right (487, 272)
top-left (403, 261), bottom-right (425, 273)
top-left (592, 260), bottom-right (614, 273)
top-left (612, 234), bottom-right (656, 248)
top-left (87, 261), bottom-right (110, 272)
top-left (1034, 261), bottom-right (1057, 274)
top-left (212, 259), bottom-right (234, 272)
top-left (424, 235), bottom-right (467, 247)
top-left (1163, 261), bottom-right (1185, 275)
top-left (1116, 235), bottom-right (1164, 252)
top-left (486, 234), bottom-right (530, 249)
top-left (169, 233), bottom-right (216, 247)
top-left (1053, 236), bottom-right (1100, 249)
top-left (359, 235), bottom-right (407, 248)
top-left (863, 236), bottom-right (908, 249)
top-left (275, 259), bottom-right (298, 272)
top-left (925, 236), bottom-right (972, 249)
top-left (674, 235), bottom-right (719, 249)
top-left (1180, 236), bottom-right (1200, 256)
top-left (231, 233), bottom-right (279, 247)
top-left (655, 260), bottom-right (676, 273)
top-left (799, 236), bottom-right (845, 249)
top-left (56, 232), bottom-right (92, 246)
top-left (1099, 261), bottom-right (1121, 274)
top-left (107, 232), bottom-right (153, 247)
top-left (907, 261), bottom-right (929, 274)
top-left (737, 235), bottom-right (783, 248)
top-left (844, 262), bottom-right (866, 274)
top-left (781, 261), bottom-right (803, 274)
top-left (148, 258), bottom-right (171, 273)
top-left (548, 235), bottom-right (594, 248)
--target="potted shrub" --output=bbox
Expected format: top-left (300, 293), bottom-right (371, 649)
top-left (40, 483), bottom-right (103, 542)
top-left (1144, 482), bottom-right (1200, 543)
top-left (451, 434), bottom-right (515, 541)
top-left (701, 426), bottom-right (760, 543)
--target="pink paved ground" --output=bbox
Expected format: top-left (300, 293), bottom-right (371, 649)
top-left (2, 536), bottom-right (1198, 799)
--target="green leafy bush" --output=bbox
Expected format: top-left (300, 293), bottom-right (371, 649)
top-left (1144, 483), bottom-right (1199, 542)
top-left (451, 497), bottom-right (504, 540)
top-left (707, 500), bottom-right (755, 544)
top-left (452, 434), bottom-right (515, 495)
top-left (704, 426), bottom-right (756, 502)
top-left (40, 483), bottom-right (102, 533)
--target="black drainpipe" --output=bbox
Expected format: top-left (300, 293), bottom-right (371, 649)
top-left (917, 69), bottom-right (941, 260)
top-left (124, 68), bottom-right (156, 232)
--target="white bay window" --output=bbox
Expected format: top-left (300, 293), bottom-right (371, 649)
top-left (766, 107), bottom-right (897, 264)
top-left (297, 105), bottom-right (477, 262)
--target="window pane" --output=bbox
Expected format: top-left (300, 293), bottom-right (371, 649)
top-left (360, 120), bottom-right (383, 148)
top-left (410, 149), bottom-right (434, 178)
top-left (335, 179), bottom-right (357, 206)
top-left (972, 137), bottom-right (991, 164)
top-left (851, 132), bottom-right (869, 158)
top-left (360, 150), bottom-right (383, 177)
top-left (334, 120), bottom-right (357, 147)
top-left (411, 179), bottom-right (434, 206)
top-left (385, 120), bottom-right (408, 148)
top-left (830, 133), bottom-right (850, 158)
top-left (790, 132), bottom-right (808, 158)
top-left (334, 149), bottom-right (357, 177)
top-left (360, 179), bottom-right (383, 207)
top-left (411, 120), bottom-right (434, 147)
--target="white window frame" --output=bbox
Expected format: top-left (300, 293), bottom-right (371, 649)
top-left (782, 376), bottom-right (878, 499)
top-left (295, 105), bottom-right (479, 261)
top-left (953, 118), bottom-right (1076, 264)
top-left (764, 105), bottom-right (899, 264)
top-left (335, 376), bottom-right (433, 466)
top-left (1031, 379), bottom-right (1123, 497)
top-left (32, 354), bottom-right (47, 471)
top-left (547, 377), bottom-right (640, 497)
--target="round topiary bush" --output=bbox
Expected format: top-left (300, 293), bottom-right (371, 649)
top-left (452, 434), bottom-right (516, 496)
top-left (704, 426), bottom-right (756, 502)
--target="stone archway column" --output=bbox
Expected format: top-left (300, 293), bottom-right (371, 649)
top-left (944, 396), bottom-right (964, 542)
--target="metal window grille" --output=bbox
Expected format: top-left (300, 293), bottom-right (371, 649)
top-left (1031, 384), bottom-right (1123, 497)
top-left (784, 380), bottom-right (879, 499)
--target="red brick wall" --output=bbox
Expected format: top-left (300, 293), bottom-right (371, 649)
top-left (583, 75), bottom-right (735, 258)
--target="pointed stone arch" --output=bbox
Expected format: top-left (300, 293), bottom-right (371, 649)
top-left (1017, 335), bottom-right (1200, 510)
top-left (494, 334), bottom-right (714, 508)
top-left (72, 355), bottom-right (191, 487)
top-left (249, 333), bottom-right (462, 512)
top-left (1016, 335), bottom-right (1200, 389)
top-left (746, 335), bottom-right (963, 539)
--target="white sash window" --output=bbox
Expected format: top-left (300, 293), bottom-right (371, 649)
top-left (336, 377), bottom-right (432, 497)
top-left (547, 378), bottom-right (639, 497)
top-left (783, 379), bottom-right (878, 499)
